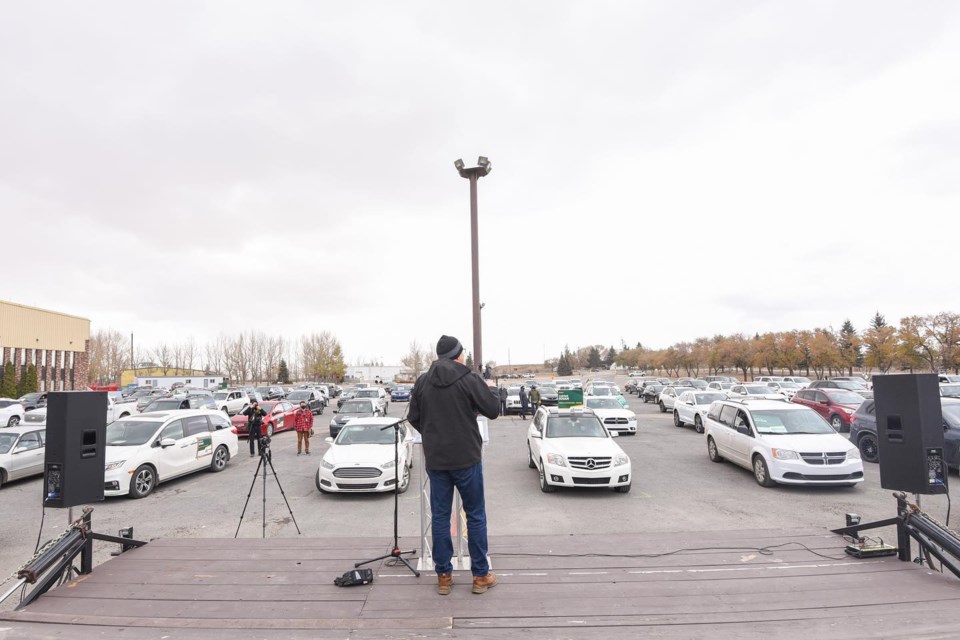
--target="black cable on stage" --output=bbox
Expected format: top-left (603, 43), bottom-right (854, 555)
top-left (492, 540), bottom-right (849, 562)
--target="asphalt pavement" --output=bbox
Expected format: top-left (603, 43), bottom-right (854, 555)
top-left (1, 375), bottom-right (953, 610)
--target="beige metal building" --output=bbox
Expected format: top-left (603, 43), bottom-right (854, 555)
top-left (0, 300), bottom-right (91, 392)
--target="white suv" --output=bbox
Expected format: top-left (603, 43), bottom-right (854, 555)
top-left (213, 389), bottom-right (250, 416)
top-left (703, 399), bottom-right (863, 488)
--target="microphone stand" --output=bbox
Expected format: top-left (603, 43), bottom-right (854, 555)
top-left (355, 417), bottom-right (420, 577)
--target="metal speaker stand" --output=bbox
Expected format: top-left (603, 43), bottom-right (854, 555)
top-left (355, 418), bottom-right (420, 577)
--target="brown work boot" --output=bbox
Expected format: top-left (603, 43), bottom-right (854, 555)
top-left (472, 572), bottom-right (498, 594)
top-left (437, 573), bottom-right (453, 596)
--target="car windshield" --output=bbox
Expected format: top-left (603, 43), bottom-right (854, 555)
top-left (688, 381), bottom-right (708, 388)
top-left (647, 385), bottom-right (664, 393)
top-left (944, 404), bottom-right (960, 427)
top-left (260, 402), bottom-right (279, 413)
top-left (945, 376), bottom-right (960, 383)
top-left (0, 433), bottom-right (18, 454)
top-left (750, 409), bottom-right (835, 435)
top-left (340, 401), bottom-right (373, 414)
top-left (20, 393), bottom-right (42, 402)
top-left (825, 391), bottom-right (866, 405)
top-left (356, 390), bottom-right (379, 398)
top-left (0, 400), bottom-right (15, 408)
top-left (545, 416), bottom-right (607, 438)
top-left (586, 398), bottom-right (622, 410)
top-left (214, 392), bottom-right (228, 400)
top-left (335, 423), bottom-right (396, 445)
top-left (540, 385), bottom-right (557, 393)
top-left (745, 385), bottom-right (772, 394)
top-left (286, 391), bottom-right (311, 402)
top-left (106, 421), bottom-right (160, 446)
top-left (590, 387), bottom-right (612, 396)
top-left (695, 393), bottom-right (726, 405)
top-left (834, 380), bottom-right (866, 390)
top-left (778, 382), bottom-right (801, 389)
top-left (507, 388), bottom-right (521, 396)
top-left (147, 400), bottom-right (183, 411)
top-left (942, 385), bottom-right (960, 397)
top-left (256, 387), bottom-right (271, 394)
top-left (790, 377), bottom-right (811, 384)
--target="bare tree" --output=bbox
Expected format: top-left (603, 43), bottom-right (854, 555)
top-left (153, 343), bottom-right (173, 375)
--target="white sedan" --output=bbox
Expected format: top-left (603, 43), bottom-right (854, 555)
top-left (728, 384), bottom-right (787, 401)
top-left (0, 399), bottom-right (26, 427)
top-left (316, 417), bottom-right (413, 493)
top-left (585, 397), bottom-right (637, 435)
top-left (104, 410), bottom-right (238, 498)
top-left (673, 391), bottom-right (728, 433)
top-left (527, 407), bottom-right (631, 493)
top-left (0, 426), bottom-right (46, 488)
top-left (767, 381), bottom-right (802, 399)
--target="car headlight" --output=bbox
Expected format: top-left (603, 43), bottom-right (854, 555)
top-left (546, 453), bottom-right (566, 466)
top-left (320, 459), bottom-right (335, 470)
top-left (614, 454), bottom-right (629, 466)
top-left (381, 459), bottom-right (396, 469)
top-left (770, 448), bottom-right (799, 460)
top-left (847, 449), bottom-right (861, 460)
top-left (104, 460), bottom-right (126, 471)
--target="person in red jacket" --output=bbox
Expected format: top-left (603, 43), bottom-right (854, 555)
top-left (294, 401), bottom-right (314, 455)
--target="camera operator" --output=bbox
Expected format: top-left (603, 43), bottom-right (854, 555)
top-left (241, 400), bottom-right (269, 457)
top-left (294, 400), bottom-right (314, 456)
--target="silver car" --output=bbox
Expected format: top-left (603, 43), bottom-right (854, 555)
top-left (0, 426), bottom-right (46, 489)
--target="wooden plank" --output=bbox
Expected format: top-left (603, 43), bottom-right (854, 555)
top-left (3, 610), bottom-right (452, 631)
top-left (21, 597), bottom-right (365, 619)
top-left (42, 583), bottom-right (369, 601)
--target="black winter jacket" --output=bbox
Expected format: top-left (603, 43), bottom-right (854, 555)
top-left (409, 358), bottom-right (500, 470)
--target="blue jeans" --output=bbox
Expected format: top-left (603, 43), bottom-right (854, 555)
top-left (427, 463), bottom-right (490, 577)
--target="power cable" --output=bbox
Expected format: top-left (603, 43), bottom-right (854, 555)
top-left (493, 540), bottom-right (849, 562)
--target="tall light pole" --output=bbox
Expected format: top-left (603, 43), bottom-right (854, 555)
top-left (454, 156), bottom-right (492, 373)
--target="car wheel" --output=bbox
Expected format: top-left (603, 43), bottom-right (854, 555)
top-left (0, 469), bottom-right (5, 489)
top-left (753, 455), bottom-right (776, 487)
top-left (527, 444), bottom-right (536, 469)
top-left (858, 433), bottom-right (879, 463)
top-left (707, 437), bottom-right (724, 463)
top-left (694, 415), bottom-right (704, 434)
top-left (830, 415), bottom-right (844, 431)
top-left (7, 416), bottom-right (19, 427)
top-left (129, 465), bottom-right (156, 498)
top-left (658, 401), bottom-right (666, 413)
top-left (397, 466), bottom-right (410, 494)
top-left (615, 483), bottom-right (631, 494)
top-left (538, 460), bottom-right (555, 493)
top-left (673, 411), bottom-right (683, 427)
top-left (210, 445), bottom-right (229, 472)
top-left (266, 424), bottom-right (274, 437)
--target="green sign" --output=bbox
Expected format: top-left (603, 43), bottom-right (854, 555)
top-left (558, 389), bottom-right (584, 409)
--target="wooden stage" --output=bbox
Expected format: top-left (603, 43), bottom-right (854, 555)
top-left (1, 528), bottom-right (959, 639)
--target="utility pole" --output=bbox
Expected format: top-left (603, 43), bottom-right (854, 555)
top-left (454, 156), bottom-right (492, 373)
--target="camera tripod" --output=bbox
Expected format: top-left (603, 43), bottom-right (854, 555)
top-left (355, 418), bottom-right (420, 577)
top-left (235, 435), bottom-right (302, 539)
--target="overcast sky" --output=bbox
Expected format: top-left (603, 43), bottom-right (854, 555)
top-left (2, 1), bottom-right (959, 366)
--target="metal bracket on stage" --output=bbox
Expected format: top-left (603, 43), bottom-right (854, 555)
top-left (832, 492), bottom-right (960, 580)
top-left (0, 508), bottom-right (147, 609)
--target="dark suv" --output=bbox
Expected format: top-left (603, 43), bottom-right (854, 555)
top-left (850, 397), bottom-right (960, 468)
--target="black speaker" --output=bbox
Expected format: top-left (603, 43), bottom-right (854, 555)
top-left (873, 374), bottom-right (946, 495)
top-left (43, 392), bottom-right (107, 508)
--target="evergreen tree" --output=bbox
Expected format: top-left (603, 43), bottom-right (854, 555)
top-left (556, 352), bottom-right (573, 376)
top-left (871, 311), bottom-right (887, 329)
top-left (605, 345), bottom-right (617, 367)
top-left (465, 352), bottom-right (474, 368)
top-left (0, 362), bottom-right (17, 398)
top-left (16, 364), bottom-right (38, 397)
top-left (587, 346), bottom-right (602, 369)
top-left (277, 359), bottom-right (290, 384)
top-left (838, 319), bottom-right (860, 375)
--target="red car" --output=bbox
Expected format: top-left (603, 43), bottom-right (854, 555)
top-left (230, 400), bottom-right (297, 438)
top-left (791, 388), bottom-right (865, 432)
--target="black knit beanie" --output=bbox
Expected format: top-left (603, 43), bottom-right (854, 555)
top-left (437, 335), bottom-right (463, 360)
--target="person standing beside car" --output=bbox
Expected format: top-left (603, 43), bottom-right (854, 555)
top-left (498, 385), bottom-right (507, 416)
top-left (528, 385), bottom-right (541, 415)
top-left (294, 401), bottom-right (313, 455)
top-left (409, 335), bottom-right (500, 596)
top-left (519, 386), bottom-right (529, 420)
top-left (241, 401), bottom-right (268, 457)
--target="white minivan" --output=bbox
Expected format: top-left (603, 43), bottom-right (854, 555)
top-left (703, 399), bottom-right (863, 488)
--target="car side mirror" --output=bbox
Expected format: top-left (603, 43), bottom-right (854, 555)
top-left (332, 410), bottom-right (338, 414)
top-left (160, 438), bottom-right (176, 448)
top-left (325, 437), bottom-right (333, 443)
top-left (736, 425), bottom-right (750, 436)
top-left (823, 399), bottom-right (831, 406)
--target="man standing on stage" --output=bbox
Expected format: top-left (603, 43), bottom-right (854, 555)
top-left (409, 335), bottom-right (500, 595)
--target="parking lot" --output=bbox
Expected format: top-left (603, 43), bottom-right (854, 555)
top-left (1, 374), bottom-right (950, 606)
